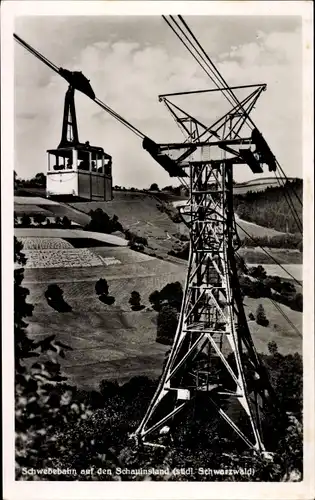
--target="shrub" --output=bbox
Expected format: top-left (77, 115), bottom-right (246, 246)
top-left (149, 183), bottom-right (159, 191)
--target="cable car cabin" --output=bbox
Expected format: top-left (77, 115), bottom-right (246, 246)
top-left (46, 144), bottom-right (113, 201)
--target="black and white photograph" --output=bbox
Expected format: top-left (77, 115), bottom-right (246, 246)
top-left (2, 1), bottom-right (314, 499)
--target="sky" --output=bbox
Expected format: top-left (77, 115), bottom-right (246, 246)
top-left (14, 15), bottom-right (302, 188)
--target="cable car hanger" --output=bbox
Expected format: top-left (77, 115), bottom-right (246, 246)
top-left (14, 32), bottom-right (189, 178)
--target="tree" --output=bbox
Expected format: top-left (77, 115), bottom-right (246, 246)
top-left (256, 303), bottom-right (269, 327)
top-left (95, 278), bottom-right (115, 305)
top-left (45, 284), bottom-right (64, 302)
top-left (159, 281), bottom-right (183, 312)
top-left (156, 304), bottom-right (179, 345)
top-left (14, 170), bottom-right (19, 189)
top-left (54, 216), bottom-right (62, 226)
top-left (249, 265), bottom-right (267, 280)
top-left (149, 183), bottom-right (159, 191)
top-left (34, 172), bottom-right (46, 187)
top-left (33, 213), bottom-right (46, 226)
top-left (62, 216), bottom-right (71, 229)
top-left (149, 290), bottom-right (161, 311)
top-left (129, 291), bottom-right (145, 311)
top-left (21, 213), bottom-right (32, 227)
top-left (124, 230), bottom-right (148, 247)
top-left (293, 292), bottom-right (303, 312)
top-left (85, 209), bottom-right (122, 234)
top-left (268, 340), bottom-right (279, 355)
top-left (45, 284), bottom-right (72, 312)
top-left (95, 278), bottom-right (109, 297)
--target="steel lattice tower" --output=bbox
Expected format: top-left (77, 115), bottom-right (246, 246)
top-left (133, 84), bottom-right (277, 455)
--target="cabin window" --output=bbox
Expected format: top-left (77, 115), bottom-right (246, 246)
top-left (96, 155), bottom-right (104, 174)
top-left (78, 151), bottom-right (91, 171)
top-left (105, 158), bottom-right (112, 176)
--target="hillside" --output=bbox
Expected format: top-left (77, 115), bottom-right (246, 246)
top-left (70, 190), bottom-right (292, 259)
top-left (22, 246), bottom-right (185, 389)
top-left (234, 179), bottom-right (302, 233)
top-left (233, 177), bottom-right (299, 194)
top-left (21, 243), bottom-right (301, 390)
top-left (15, 193), bottom-right (302, 391)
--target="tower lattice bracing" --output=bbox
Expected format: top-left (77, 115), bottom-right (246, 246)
top-left (133, 86), bottom-right (276, 454)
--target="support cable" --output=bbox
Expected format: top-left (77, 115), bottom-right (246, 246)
top-left (165, 17), bottom-right (303, 211)
top-left (269, 298), bottom-right (302, 338)
top-left (235, 223), bottom-right (302, 287)
top-left (163, 16), bottom-right (236, 109)
top-left (273, 171), bottom-right (303, 234)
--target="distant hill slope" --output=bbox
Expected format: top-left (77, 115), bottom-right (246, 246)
top-left (70, 191), bottom-right (288, 257)
top-left (234, 179), bottom-right (302, 233)
top-left (233, 177), bottom-right (299, 194)
top-left (70, 192), bottom-right (180, 255)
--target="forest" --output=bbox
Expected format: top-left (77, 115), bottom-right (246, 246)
top-left (233, 179), bottom-right (302, 234)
